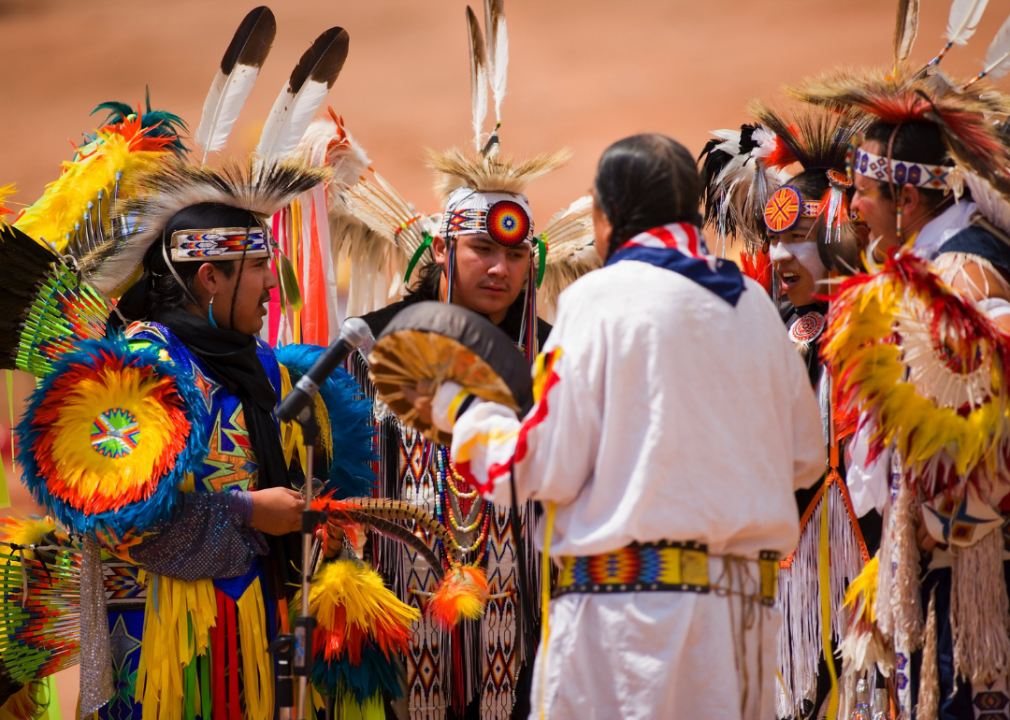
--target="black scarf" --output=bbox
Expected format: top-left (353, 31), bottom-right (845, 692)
top-left (151, 307), bottom-right (300, 599)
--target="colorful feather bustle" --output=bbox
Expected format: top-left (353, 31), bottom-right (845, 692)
top-left (17, 334), bottom-right (209, 536)
top-left (0, 223), bottom-right (111, 377)
top-left (0, 185), bottom-right (16, 223)
top-left (426, 564), bottom-right (489, 630)
top-left (0, 538), bottom-right (80, 684)
top-left (274, 344), bottom-right (376, 498)
top-left (821, 249), bottom-right (1010, 498)
top-left (14, 100), bottom-right (186, 256)
top-left (0, 516), bottom-right (61, 562)
top-left (298, 559), bottom-right (418, 704)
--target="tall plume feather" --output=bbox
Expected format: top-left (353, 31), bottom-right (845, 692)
top-left (946, 0), bottom-right (989, 46)
top-left (484, 0), bottom-right (508, 124)
top-left (256, 27), bottom-right (350, 168)
top-left (194, 6), bottom-right (276, 165)
top-left (894, 0), bottom-right (920, 65)
top-left (466, 7), bottom-right (489, 152)
top-left (978, 13), bottom-right (1010, 80)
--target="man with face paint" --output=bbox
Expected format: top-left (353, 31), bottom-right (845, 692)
top-left (790, 66), bottom-right (1010, 718)
top-left (707, 102), bottom-right (880, 718)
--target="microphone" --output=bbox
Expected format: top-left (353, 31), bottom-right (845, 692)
top-left (275, 318), bottom-right (373, 422)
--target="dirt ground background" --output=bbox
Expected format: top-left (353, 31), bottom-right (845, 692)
top-left (1, 0), bottom-right (1008, 713)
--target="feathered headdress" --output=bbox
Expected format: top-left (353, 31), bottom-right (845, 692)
top-left (94, 159), bottom-right (328, 297)
top-left (786, 65), bottom-right (1010, 194)
top-left (427, 146), bottom-right (571, 203)
top-left (698, 123), bottom-right (784, 251)
top-left (313, 0), bottom-right (596, 329)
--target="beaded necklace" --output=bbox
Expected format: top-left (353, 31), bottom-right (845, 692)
top-left (435, 446), bottom-right (492, 562)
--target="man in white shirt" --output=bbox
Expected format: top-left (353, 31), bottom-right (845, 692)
top-left (406, 133), bottom-right (824, 719)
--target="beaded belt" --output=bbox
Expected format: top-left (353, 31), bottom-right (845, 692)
top-left (553, 540), bottom-right (780, 606)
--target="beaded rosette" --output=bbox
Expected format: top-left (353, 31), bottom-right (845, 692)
top-left (16, 334), bottom-right (209, 536)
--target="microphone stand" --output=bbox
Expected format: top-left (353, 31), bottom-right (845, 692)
top-left (272, 404), bottom-right (326, 720)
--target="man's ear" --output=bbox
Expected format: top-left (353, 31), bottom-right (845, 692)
top-left (899, 183), bottom-right (921, 215)
top-left (431, 235), bottom-right (448, 264)
top-left (195, 263), bottom-right (219, 299)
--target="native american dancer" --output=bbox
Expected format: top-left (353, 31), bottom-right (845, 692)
top-left (789, 2), bottom-right (1010, 714)
top-left (0, 10), bottom-right (432, 720)
top-left (390, 134), bottom-right (825, 719)
top-left (702, 102), bottom-right (886, 718)
top-left (287, 5), bottom-right (598, 718)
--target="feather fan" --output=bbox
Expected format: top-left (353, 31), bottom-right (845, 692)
top-left (257, 27), bottom-right (350, 168)
top-left (195, 6), bottom-right (276, 164)
top-left (466, 7), bottom-right (489, 153)
top-left (484, 0), bottom-right (508, 124)
top-left (536, 196), bottom-right (600, 323)
top-left (89, 159), bottom-right (328, 296)
top-left (427, 146), bottom-right (571, 201)
top-left (894, 0), bottom-right (921, 65)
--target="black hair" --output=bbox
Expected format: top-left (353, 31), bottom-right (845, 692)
top-left (593, 134), bottom-right (702, 259)
top-left (115, 202), bottom-right (258, 324)
top-left (864, 121), bottom-right (952, 208)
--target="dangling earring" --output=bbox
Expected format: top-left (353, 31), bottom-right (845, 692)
top-left (208, 294), bottom-right (218, 328)
top-left (895, 202), bottom-right (904, 245)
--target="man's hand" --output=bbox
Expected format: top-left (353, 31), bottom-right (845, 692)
top-left (249, 487), bottom-right (303, 535)
top-left (401, 379), bottom-right (434, 426)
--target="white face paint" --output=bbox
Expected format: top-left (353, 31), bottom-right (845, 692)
top-left (770, 240), bottom-right (827, 281)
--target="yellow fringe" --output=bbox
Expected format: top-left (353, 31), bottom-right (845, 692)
top-left (538, 501), bottom-right (556, 720)
top-left (236, 577), bottom-right (274, 720)
top-left (819, 493), bottom-right (840, 720)
top-left (135, 575), bottom-right (217, 720)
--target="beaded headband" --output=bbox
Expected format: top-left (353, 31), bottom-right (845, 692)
top-left (170, 227), bottom-right (270, 261)
top-left (853, 148), bottom-right (950, 190)
top-left (439, 188), bottom-right (534, 247)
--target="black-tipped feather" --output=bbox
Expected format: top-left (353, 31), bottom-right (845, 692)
top-left (289, 27), bottom-right (349, 93)
top-left (221, 6), bottom-right (275, 73)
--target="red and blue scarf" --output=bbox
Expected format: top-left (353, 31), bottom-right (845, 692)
top-left (605, 223), bottom-right (745, 306)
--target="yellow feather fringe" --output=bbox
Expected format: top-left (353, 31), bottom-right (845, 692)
top-left (135, 575), bottom-right (217, 720)
top-left (296, 558), bottom-right (419, 637)
top-left (14, 132), bottom-right (169, 253)
top-left (237, 578), bottom-right (274, 720)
